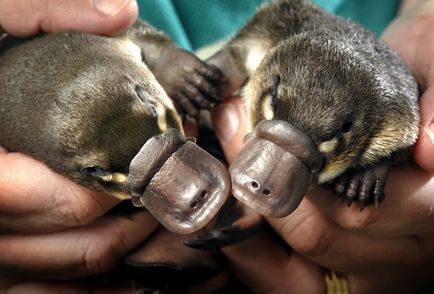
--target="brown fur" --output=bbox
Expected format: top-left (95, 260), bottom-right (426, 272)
top-left (0, 21), bottom-right (182, 196)
top-left (209, 0), bottom-right (419, 182)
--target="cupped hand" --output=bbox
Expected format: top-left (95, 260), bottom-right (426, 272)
top-left (0, 146), bottom-right (158, 281)
top-left (0, 1), bottom-right (153, 291)
top-left (212, 96), bottom-right (434, 293)
top-left (382, 0), bottom-right (434, 172)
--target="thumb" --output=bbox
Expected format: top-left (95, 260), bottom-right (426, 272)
top-left (0, 0), bottom-right (138, 37)
top-left (211, 97), bottom-right (248, 163)
top-left (413, 87), bottom-right (434, 172)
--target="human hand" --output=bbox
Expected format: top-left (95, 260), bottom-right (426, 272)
top-left (0, 146), bottom-right (158, 291)
top-left (0, 0), bottom-right (138, 37)
top-left (382, 0), bottom-right (434, 172)
top-left (212, 97), bottom-right (434, 293)
top-left (0, 0), bottom-right (154, 291)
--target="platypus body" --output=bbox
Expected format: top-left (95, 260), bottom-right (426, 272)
top-left (0, 20), bottom-right (230, 234)
top-left (207, 0), bottom-right (419, 215)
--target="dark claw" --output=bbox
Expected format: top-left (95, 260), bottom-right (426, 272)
top-left (373, 178), bottom-right (386, 204)
top-left (343, 174), bottom-right (361, 207)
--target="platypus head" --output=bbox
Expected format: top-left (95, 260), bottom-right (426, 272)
top-left (232, 35), bottom-right (416, 217)
top-left (47, 36), bottom-right (229, 233)
top-left (244, 36), bottom-right (386, 183)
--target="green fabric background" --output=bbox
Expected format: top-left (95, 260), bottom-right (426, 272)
top-left (138, 0), bottom-right (400, 51)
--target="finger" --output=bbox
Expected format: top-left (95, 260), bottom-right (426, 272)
top-left (221, 231), bottom-right (324, 293)
top-left (212, 97), bottom-right (247, 163)
top-left (0, 151), bottom-right (120, 233)
top-left (413, 87), bottom-right (434, 172)
top-left (0, 0), bottom-right (138, 37)
top-left (0, 212), bottom-right (158, 279)
top-left (267, 198), bottom-right (431, 273)
top-left (1, 281), bottom-right (133, 294)
top-left (307, 166), bottom-right (434, 236)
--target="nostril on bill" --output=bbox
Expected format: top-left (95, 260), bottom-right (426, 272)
top-left (251, 181), bottom-right (260, 190)
top-left (200, 190), bottom-right (207, 198)
top-left (262, 188), bottom-right (271, 196)
top-left (190, 200), bottom-right (198, 209)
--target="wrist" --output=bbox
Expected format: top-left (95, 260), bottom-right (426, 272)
top-left (399, 0), bottom-right (434, 16)
top-left (382, 4), bottom-right (434, 89)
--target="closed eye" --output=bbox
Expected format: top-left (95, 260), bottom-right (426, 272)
top-left (135, 85), bottom-right (158, 116)
top-left (270, 74), bottom-right (281, 107)
top-left (341, 121), bottom-right (353, 133)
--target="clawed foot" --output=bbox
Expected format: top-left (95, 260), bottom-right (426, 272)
top-left (185, 197), bottom-right (263, 250)
top-left (330, 160), bottom-right (392, 210)
top-left (154, 46), bottom-right (224, 119)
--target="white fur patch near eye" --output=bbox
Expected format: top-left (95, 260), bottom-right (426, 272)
top-left (111, 191), bottom-right (131, 200)
top-left (99, 172), bottom-right (128, 184)
top-left (318, 138), bottom-right (338, 154)
top-left (245, 44), bottom-right (267, 74)
top-left (157, 109), bottom-right (168, 132)
top-left (261, 95), bottom-right (274, 120)
top-left (118, 40), bottom-right (142, 63)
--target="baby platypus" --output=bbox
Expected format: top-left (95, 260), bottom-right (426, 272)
top-left (208, 0), bottom-right (419, 216)
top-left (0, 20), bottom-right (230, 234)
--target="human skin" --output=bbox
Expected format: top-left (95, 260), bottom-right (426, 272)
top-left (211, 0), bottom-right (434, 292)
top-left (0, 0), bottom-right (162, 292)
top-left (1, 0), bottom-right (434, 292)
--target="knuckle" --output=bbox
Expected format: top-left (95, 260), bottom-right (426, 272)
top-left (81, 236), bottom-right (123, 276)
top-left (292, 226), bottom-right (334, 257)
top-left (54, 187), bottom-right (102, 227)
top-left (278, 214), bottom-right (334, 257)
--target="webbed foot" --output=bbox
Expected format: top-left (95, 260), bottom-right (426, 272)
top-left (331, 159), bottom-right (392, 210)
top-left (154, 46), bottom-right (224, 119)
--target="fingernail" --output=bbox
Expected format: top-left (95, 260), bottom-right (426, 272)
top-left (93, 0), bottom-right (133, 16)
top-left (428, 118), bottom-right (434, 144)
top-left (214, 103), bottom-right (240, 143)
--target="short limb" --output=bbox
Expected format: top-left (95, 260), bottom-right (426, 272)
top-left (127, 20), bottom-right (224, 118)
top-left (331, 159), bottom-right (392, 210)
